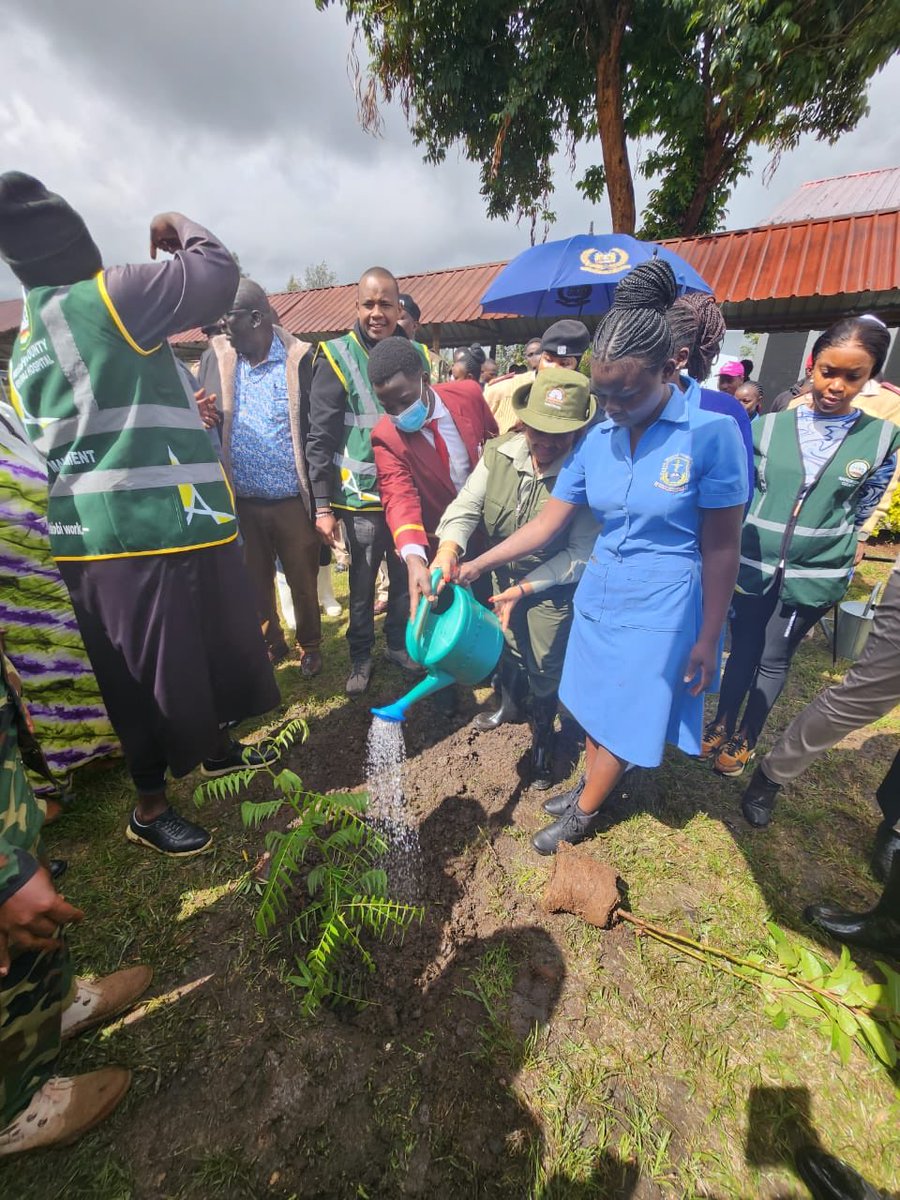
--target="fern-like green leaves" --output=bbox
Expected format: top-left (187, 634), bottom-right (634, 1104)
top-left (217, 720), bottom-right (423, 1013)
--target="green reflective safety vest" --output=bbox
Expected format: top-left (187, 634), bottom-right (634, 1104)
top-left (481, 433), bottom-right (573, 584)
top-left (320, 331), bottom-right (430, 511)
top-left (9, 274), bottom-right (237, 561)
top-left (738, 408), bottom-right (900, 607)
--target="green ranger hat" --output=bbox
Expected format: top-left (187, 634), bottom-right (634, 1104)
top-left (511, 366), bottom-right (596, 433)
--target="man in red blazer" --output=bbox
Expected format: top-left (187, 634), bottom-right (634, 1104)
top-left (368, 337), bottom-right (498, 616)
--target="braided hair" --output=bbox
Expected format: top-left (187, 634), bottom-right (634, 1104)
top-left (666, 292), bottom-right (726, 381)
top-left (454, 344), bottom-right (487, 379)
top-left (736, 380), bottom-right (764, 406)
top-left (591, 259), bottom-right (677, 369)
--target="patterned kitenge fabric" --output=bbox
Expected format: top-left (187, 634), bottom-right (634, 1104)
top-left (0, 417), bottom-right (119, 781)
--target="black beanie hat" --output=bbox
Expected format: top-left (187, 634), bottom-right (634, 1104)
top-left (0, 172), bottom-right (102, 288)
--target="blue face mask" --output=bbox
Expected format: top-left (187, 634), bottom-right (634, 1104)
top-left (390, 383), bottom-right (430, 433)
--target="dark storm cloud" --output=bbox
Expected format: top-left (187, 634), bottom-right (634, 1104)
top-left (0, 0), bottom-right (373, 152)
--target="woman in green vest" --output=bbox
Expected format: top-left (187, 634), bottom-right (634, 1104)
top-left (435, 369), bottom-right (599, 788)
top-left (704, 316), bottom-right (900, 779)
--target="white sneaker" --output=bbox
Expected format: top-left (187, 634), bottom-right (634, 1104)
top-left (0, 1068), bottom-right (131, 1158)
top-left (318, 565), bottom-right (342, 617)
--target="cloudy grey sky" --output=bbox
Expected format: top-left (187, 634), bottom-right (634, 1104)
top-left (2, 0), bottom-right (899, 301)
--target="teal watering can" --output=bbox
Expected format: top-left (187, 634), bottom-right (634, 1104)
top-left (372, 570), bottom-right (504, 723)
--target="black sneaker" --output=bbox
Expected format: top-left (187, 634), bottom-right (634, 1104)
top-left (126, 808), bottom-right (212, 857)
top-left (200, 739), bottom-right (277, 778)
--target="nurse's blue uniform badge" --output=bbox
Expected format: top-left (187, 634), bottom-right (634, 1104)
top-left (654, 454), bottom-right (692, 493)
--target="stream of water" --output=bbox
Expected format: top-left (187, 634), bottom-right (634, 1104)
top-left (365, 716), bottom-right (422, 899)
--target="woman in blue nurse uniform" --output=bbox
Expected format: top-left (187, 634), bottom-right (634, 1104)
top-left (458, 260), bottom-right (748, 854)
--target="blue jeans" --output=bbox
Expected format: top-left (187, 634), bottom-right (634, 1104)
top-left (342, 511), bottom-right (409, 663)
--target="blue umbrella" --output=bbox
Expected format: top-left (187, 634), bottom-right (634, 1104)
top-left (480, 233), bottom-right (712, 317)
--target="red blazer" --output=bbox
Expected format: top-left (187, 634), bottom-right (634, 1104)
top-left (372, 380), bottom-right (498, 555)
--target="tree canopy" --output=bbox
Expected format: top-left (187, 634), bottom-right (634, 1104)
top-left (317, 0), bottom-right (899, 237)
top-left (286, 262), bottom-right (339, 291)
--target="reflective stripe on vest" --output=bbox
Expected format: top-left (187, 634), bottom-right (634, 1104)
top-left (11, 277), bottom-right (237, 559)
top-left (50, 462), bottom-right (227, 497)
top-left (320, 332), bottom-right (384, 508)
top-left (739, 407), bottom-right (900, 606)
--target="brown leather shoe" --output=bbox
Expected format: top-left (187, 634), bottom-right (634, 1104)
top-left (300, 649), bottom-right (323, 678)
top-left (0, 1068), bottom-right (131, 1158)
top-left (61, 966), bottom-right (153, 1041)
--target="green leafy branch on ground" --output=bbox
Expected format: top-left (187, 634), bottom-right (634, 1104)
top-left (194, 718), bottom-right (422, 1014)
top-left (620, 912), bottom-right (900, 1070)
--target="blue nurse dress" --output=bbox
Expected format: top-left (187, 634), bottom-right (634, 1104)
top-left (554, 379), bottom-right (747, 767)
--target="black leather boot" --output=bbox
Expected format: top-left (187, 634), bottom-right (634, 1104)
top-left (795, 1146), bottom-right (884, 1200)
top-left (871, 820), bottom-right (900, 884)
top-left (544, 774), bottom-right (585, 816)
top-left (472, 659), bottom-right (525, 732)
top-left (530, 695), bottom-right (557, 791)
top-left (533, 803), bottom-right (600, 856)
top-left (804, 855), bottom-right (900, 958)
top-left (740, 765), bottom-right (782, 828)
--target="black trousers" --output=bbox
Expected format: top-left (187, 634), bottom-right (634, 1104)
top-left (342, 511), bottom-right (409, 663)
top-left (716, 587), bottom-right (829, 748)
top-left (877, 748), bottom-right (900, 831)
top-left (60, 543), bottom-right (279, 792)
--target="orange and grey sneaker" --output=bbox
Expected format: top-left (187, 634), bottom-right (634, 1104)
top-left (714, 734), bottom-right (754, 777)
top-left (700, 721), bottom-right (729, 761)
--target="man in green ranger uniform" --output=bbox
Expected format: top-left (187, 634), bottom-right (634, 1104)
top-left (0, 172), bottom-right (279, 857)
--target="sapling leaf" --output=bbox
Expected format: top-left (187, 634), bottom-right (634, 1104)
top-left (856, 1013), bottom-right (898, 1067)
top-left (830, 1022), bottom-right (853, 1066)
top-left (875, 962), bottom-right (900, 1014)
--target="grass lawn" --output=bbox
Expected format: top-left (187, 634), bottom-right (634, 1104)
top-left (3, 553), bottom-right (898, 1199)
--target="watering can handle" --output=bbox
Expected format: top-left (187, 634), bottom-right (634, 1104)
top-left (412, 568), bottom-right (447, 643)
top-left (862, 581), bottom-right (884, 618)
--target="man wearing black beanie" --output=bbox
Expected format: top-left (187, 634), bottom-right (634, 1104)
top-left (0, 173), bottom-right (280, 852)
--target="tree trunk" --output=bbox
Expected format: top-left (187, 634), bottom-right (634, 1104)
top-left (679, 124), bottom-right (733, 236)
top-left (594, 0), bottom-right (635, 234)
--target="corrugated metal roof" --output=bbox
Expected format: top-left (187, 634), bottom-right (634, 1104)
top-left (767, 169), bottom-right (900, 224)
top-left (170, 259), bottom-right (514, 348)
top-left (2, 208), bottom-right (900, 358)
top-left (0, 298), bottom-right (21, 335)
top-left (664, 208), bottom-right (900, 329)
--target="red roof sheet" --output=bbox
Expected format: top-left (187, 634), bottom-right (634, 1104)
top-left (0, 298), bottom-right (22, 334)
top-left (170, 259), bottom-right (513, 346)
top-left (2, 209), bottom-right (900, 349)
top-left (767, 168), bottom-right (900, 224)
top-left (664, 208), bottom-right (900, 327)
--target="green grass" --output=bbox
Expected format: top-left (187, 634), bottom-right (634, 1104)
top-left (4, 558), bottom-right (900, 1198)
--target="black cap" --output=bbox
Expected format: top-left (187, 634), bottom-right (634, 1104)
top-left (398, 293), bottom-right (421, 322)
top-left (0, 172), bottom-right (102, 289)
top-left (541, 319), bottom-right (590, 358)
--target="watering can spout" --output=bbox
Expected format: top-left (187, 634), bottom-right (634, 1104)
top-left (371, 668), bottom-right (455, 723)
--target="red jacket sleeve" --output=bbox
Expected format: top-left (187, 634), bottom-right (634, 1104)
top-left (372, 421), bottom-right (428, 554)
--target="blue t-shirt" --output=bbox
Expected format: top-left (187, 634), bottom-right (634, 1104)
top-left (553, 383), bottom-right (748, 566)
